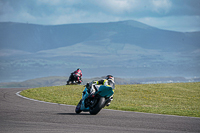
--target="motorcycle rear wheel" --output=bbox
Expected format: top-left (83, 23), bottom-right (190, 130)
top-left (89, 97), bottom-right (105, 115)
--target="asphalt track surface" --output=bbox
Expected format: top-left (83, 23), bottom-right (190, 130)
top-left (0, 88), bottom-right (200, 133)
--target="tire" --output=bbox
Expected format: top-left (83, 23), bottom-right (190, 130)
top-left (75, 100), bottom-right (82, 114)
top-left (89, 97), bottom-right (105, 115)
top-left (66, 81), bottom-right (71, 85)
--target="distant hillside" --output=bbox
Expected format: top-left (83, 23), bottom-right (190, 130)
top-left (1, 21), bottom-right (199, 53)
top-left (0, 76), bottom-right (199, 88)
top-left (0, 20), bottom-right (200, 82)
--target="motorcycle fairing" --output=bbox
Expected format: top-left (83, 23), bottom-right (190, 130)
top-left (80, 87), bottom-right (90, 111)
top-left (95, 85), bottom-right (114, 97)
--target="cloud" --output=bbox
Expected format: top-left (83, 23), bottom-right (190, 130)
top-left (95, 0), bottom-right (135, 14)
top-left (0, 49), bottom-right (31, 57)
top-left (0, 0), bottom-right (200, 32)
top-left (90, 0), bottom-right (173, 15)
top-left (151, 0), bottom-right (172, 14)
top-left (0, 1), bottom-right (13, 15)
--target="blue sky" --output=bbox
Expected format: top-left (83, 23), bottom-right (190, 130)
top-left (0, 0), bottom-right (200, 32)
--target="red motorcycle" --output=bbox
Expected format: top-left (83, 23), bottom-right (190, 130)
top-left (66, 73), bottom-right (82, 85)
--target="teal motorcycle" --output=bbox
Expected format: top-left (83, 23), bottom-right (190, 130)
top-left (75, 84), bottom-right (114, 115)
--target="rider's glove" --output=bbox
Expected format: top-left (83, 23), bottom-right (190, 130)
top-left (93, 81), bottom-right (98, 84)
top-left (85, 82), bottom-right (90, 88)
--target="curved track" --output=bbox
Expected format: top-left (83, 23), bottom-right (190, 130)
top-left (0, 88), bottom-right (200, 133)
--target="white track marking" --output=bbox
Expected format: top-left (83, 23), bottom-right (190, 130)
top-left (16, 91), bottom-right (75, 107)
top-left (16, 91), bottom-right (200, 119)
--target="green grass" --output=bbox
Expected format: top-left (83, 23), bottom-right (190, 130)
top-left (20, 82), bottom-right (200, 117)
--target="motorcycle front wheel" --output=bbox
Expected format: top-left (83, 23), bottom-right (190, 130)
top-left (66, 81), bottom-right (71, 85)
top-left (75, 100), bottom-right (82, 114)
top-left (89, 97), bottom-right (105, 115)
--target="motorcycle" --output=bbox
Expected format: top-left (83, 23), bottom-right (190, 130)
top-left (75, 83), bottom-right (114, 115)
top-left (66, 73), bottom-right (82, 85)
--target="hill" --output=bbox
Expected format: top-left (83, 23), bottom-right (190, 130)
top-left (0, 20), bottom-right (199, 82)
top-left (0, 76), bottom-right (199, 88)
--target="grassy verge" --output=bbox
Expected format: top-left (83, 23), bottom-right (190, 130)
top-left (20, 82), bottom-right (200, 117)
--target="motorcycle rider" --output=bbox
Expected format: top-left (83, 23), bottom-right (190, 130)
top-left (86, 75), bottom-right (115, 106)
top-left (74, 68), bottom-right (82, 83)
top-left (69, 68), bottom-right (82, 83)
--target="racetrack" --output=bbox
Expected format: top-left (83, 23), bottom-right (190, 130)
top-left (0, 88), bottom-right (200, 133)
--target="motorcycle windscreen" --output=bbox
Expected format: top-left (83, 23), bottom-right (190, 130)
top-left (97, 86), bottom-right (114, 97)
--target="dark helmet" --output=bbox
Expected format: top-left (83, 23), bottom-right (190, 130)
top-left (106, 75), bottom-right (114, 81)
top-left (77, 68), bottom-right (81, 70)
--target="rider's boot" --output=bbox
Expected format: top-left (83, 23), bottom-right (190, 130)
top-left (106, 96), bottom-right (113, 106)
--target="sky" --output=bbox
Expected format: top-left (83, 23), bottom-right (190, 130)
top-left (0, 0), bottom-right (200, 32)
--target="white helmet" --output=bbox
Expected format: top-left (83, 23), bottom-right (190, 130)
top-left (106, 75), bottom-right (114, 82)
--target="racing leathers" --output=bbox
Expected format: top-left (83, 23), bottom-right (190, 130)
top-left (72, 69), bottom-right (82, 83)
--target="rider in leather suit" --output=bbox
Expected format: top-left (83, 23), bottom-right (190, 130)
top-left (87, 75), bottom-right (115, 106)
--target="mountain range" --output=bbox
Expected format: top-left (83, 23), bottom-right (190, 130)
top-left (0, 20), bottom-right (199, 83)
